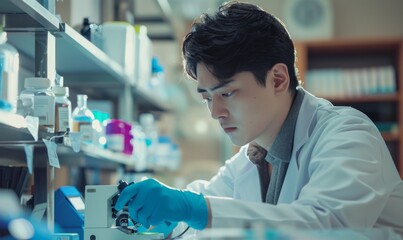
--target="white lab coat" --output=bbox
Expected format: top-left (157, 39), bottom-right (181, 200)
top-left (187, 89), bottom-right (403, 236)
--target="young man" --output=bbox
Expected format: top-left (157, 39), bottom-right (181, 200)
top-left (116, 1), bottom-right (403, 237)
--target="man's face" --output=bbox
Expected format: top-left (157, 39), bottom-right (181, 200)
top-left (196, 63), bottom-right (286, 147)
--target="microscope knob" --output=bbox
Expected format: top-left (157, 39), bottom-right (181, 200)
top-left (117, 180), bottom-right (128, 192)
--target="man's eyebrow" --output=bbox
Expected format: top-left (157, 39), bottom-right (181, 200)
top-left (197, 80), bottom-right (233, 93)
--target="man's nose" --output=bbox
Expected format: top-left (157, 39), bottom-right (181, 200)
top-left (209, 97), bottom-right (228, 119)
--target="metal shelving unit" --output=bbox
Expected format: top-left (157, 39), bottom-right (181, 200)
top-left (0, 0), bottom-right (172, 231)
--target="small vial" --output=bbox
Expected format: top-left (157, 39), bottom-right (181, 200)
top-left (19, 77), bottom-right (55, 132)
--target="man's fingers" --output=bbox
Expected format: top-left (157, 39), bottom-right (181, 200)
top-left (115, 184), bottom-right (139, 211)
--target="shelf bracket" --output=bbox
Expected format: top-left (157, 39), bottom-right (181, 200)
top-left (35, 31), bottom-right (56, 83)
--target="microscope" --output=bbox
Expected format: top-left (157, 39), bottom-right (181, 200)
top-left (84, 180), bottom-right (164, 240)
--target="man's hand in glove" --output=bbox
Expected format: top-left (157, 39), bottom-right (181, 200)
top-left (114, 178), bottom-right (208, 230)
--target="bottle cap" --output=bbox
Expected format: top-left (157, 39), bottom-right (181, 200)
top-left (139, 113), bottom-right (155, 127)
top-left (53, 86), bottom-right (69, 96)
top-left (24, 77), bottom-right (51, 89)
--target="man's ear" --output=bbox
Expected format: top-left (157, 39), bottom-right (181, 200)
top-left (269, 63), bottom-right (289, 92)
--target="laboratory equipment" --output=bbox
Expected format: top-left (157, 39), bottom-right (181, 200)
top-left (55, 186), bottom-right (85, 240)
top-left (84, 181), bottom-right (163, 240)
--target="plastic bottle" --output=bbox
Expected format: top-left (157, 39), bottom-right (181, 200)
top-left (131, 122), bottom-right (147, 171)
top-left (139, 113), bottom-right (159, 168)
top-left (0, 25), bottom-right (20, 112)
top-left (105, 119), bottom-right (133, 155)
top-left (134, 25), bottom-right (152, 88)
top-left (72, 94), bottom-right (94, 144)
top-left (149, 57), bottom-right (167, 99)
top-left (53, 85), bottom-right (71, 133)
top-left (19, 77), bottom-right (55, 132)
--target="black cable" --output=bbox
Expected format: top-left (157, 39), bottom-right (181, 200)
top-left (164, 226), bottom-right (190, 240)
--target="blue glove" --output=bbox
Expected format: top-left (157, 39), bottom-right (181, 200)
top-left (115, 178), bottom-right (208, 230)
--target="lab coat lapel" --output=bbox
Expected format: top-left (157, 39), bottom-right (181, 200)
top-left (293, 88), bottom-right (317, 154)
top-left (278, 89), bottom-right (318, 203)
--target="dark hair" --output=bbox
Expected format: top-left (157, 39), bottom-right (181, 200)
top-left (182, 1), bottom-right (299, 91)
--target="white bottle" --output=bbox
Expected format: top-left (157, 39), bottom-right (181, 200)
top-left (19, 77), bottom-right (55, 132)
top-left (72, 94), bottom-right (94, 144)
top-left (53, 85), bottom-right (71, 133)
top-left (0, 26), bottom-right (20, 112)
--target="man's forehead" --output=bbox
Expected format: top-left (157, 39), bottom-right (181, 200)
top-left (197, 80), bottom-right (233, 93)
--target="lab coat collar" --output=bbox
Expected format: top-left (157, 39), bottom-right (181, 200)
top-left (267, 88), bottom-right (305, 163)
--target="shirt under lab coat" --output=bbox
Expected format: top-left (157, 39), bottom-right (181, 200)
top-left (187, 88), bottom-right (403, 236)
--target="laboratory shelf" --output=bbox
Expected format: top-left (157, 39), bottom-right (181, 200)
top-left (133, 85), bottom-right (172, 112)
top-left (0, 0), bottom-right (59, 31)
top-left (0, 111), bottom-right (35, 143)
top-left (320, 94), bottom-right (398, 104)
top-left (296, 38), bottom-right (403, 178)
top-left (54, 23), bottom-right (170, 112)
top-left (57, 145), bottom-right (134, 169)
top-left (0, 140), bottom-right (134, 170)
top-left (55, 23), bottom-right (127, 85)
top-left (6, 25), bottom-right (170, 112)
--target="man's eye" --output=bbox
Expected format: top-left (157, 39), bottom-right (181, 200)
top-left (222, 91), bottom-right (234, 97)
top-left (202, 97), bottom-right (212, 103)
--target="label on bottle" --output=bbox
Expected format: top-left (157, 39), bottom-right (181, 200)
top-left (33, 95), bottom-right (55, 126)
top-left (73, 122), bottom-right (93, 143)
top-left (56, 105), bottom-right (70, 132)
top-left (106, 134), bottom-right (124, 152)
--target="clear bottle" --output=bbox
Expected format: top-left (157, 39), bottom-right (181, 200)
top-left (53, 85), bottom-right (71, 133)
top-left (0, 25), bottom-right (20, 112)
top-left (139, 113), bottom-right (159, 168)
top-left (19, 77), bottom-right (55, 132)
top-left (72, 94), bottom-right (94, 144)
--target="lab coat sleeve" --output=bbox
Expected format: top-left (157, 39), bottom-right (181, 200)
top-left (187, 145), bottom-right (251, 197)
top-left (207, 111), bottom-right (401, 230)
